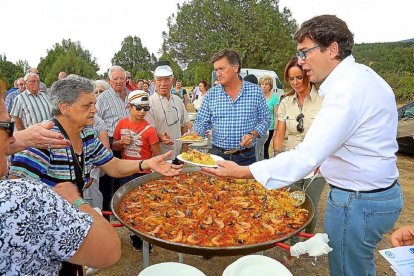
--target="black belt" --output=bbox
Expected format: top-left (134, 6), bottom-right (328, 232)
top-left (213, 145), bottom-right (254, 155)
top-left (329, 180), bottom-right (398, 194)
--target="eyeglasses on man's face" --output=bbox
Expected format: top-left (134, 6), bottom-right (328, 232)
top-left (296, 45), bottom-right (320, 60)
top-left (0, 121), bottom-right (15, 137)
top-left (131, 105), bottom-right (150, 111)
top-left (27, 80), bottom-right (40, 84)
top-left (296, 113), bottom-right (304, 133)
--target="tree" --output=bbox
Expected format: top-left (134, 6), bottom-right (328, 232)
top-left (0, 55), bottom-right (24, 88)
top-left (183, 61), bottom-right (212, 87)
top-left (16, 59), bottom-right (31, 75)
top-left (111, 36), bottom-right (154, 77)
top-left (45, 48), bottom-right (99, 85)
top-left (163, 0), bottom-right (297, 77)
top-left (38, 39), bottom-right (99, 86)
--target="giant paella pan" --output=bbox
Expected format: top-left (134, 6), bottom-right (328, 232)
top-left (111, 168), bottom-right (314, 256)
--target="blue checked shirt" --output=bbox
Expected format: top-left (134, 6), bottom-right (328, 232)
top-left (193, 81), bottom-right (270, 149)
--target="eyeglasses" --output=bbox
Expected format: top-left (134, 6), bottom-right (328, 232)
top-left (296, 45), bottom-right (320, 60)
top-left (159, 97), bottom-right (179, 126)
top-left (296, 113), bottom-right (304, 133)
top-left (0, 121), bottom-right (15, 137)
top-left (27, 80), bottom-right (40, 84)
top-left (131, 105), bottom-right (150, 111)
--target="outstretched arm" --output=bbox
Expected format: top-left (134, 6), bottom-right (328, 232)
top-left (8, 121), bottom-right (70, 155)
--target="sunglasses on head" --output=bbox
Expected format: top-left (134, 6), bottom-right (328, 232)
top-left (131, 105), bottom-right (150, 111)
top-left (296, 113), bottom-right (304, 133)
top-left (0, 121), bottom-right (15, 137)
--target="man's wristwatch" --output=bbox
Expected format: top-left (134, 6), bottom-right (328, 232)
top-left (248, 131), bottom-right (258, 140)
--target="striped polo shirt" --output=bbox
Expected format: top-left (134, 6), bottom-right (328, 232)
top-left (10, 90), bottom-right (52, 128)
top-left (9, 126), bottom-right (113, 188)
top-left (95, 88), bottom-right (130, 137)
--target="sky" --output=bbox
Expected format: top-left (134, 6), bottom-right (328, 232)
top-left (1, 0), bottom-right (412, 75)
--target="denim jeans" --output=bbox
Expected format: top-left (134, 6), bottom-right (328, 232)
top-left (255, 131), bottom-right (269, 161)
top-left (211, 145), bottom-right (256, 166)
top-left (324, 181), bottom-right (403, 276)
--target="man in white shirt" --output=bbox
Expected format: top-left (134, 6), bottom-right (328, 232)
top-left (145, 64), bottom-right (189, 159)
top-left (203, 15), bottom-right (402, 276)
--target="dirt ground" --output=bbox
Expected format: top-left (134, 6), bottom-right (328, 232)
top-left (96, 153), bottom-right (413, 276)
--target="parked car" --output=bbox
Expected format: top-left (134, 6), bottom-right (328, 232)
top-left (397, 101), bottom-right (414, 155)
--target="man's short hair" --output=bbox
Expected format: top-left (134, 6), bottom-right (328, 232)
top-left (294, 15), bottom-right (354, 61)
top-left (211, 49), bottom-right (241, 73)
top-left (108, 66), bottom-right (126, 80)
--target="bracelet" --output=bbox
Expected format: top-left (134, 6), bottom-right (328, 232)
top-left (138, 160), bottom-right (144, 171)
top-left (72, 198), bottom-right (89, 209)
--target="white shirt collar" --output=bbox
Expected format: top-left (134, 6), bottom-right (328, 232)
top-left (319, 55), bottom-right (355, 97)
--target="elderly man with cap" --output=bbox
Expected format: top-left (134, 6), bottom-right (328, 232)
top-left (145, 64), bottom-right (189, 160)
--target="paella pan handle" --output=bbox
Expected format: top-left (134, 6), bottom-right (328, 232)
top-left (274, 232), bottom-right (315, 251)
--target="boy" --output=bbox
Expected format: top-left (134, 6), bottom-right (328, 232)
top-left (113, 90), bottom-right (160, 185)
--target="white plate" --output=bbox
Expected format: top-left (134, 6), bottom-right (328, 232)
top-left (139, 262), bottom-right (205, 276)
top-left (176, 137), bottom-right (207, 143)
top-left (177, 153), bottom-right (224, 168)
top-left (222, 255), bottom-right (292, 276)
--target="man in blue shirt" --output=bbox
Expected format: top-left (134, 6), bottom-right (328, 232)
top-left (191, 49), bottom-right (270, 165)
top-left (5, 77), bottom-right (25, 114)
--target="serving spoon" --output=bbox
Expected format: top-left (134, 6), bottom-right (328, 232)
top-left (290, 173), bottom-right (321, 206)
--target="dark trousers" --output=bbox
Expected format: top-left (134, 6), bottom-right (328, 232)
top-left (99, 137), bottom-right (121, 213)
top-left (264, 129), bottom-right (274, 159)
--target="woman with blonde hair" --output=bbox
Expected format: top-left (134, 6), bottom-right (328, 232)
top-left (258, 75), bottom-right (279, 159)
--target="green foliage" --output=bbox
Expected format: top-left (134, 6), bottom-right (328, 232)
top-left (45, 48), bottom-right (99, 85)
top-left (354, 42), bottom-right (414, 102)
top-left (111, 36), bottom-right (155, 77)
top-left (163, 0), bottom-right (297, 78)
top-left (135, 71), bottom-right (153, 81)
top-left (183, 61), bottom-right (212, 87)
top-left (38, 39), bottom-right (99, 86)
top-left (0, 55), bottom-right (24, 88)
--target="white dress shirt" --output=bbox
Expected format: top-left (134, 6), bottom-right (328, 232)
top-left (250, 56), bottom-right (399, 191)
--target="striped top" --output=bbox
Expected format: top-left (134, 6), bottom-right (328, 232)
top-left (10, 90), bottom-right (52, 128)
top-left (193, 81), bottom-right (271, 149)
top-left (9, 125), bottom-right (113, 188)
top-left (96, 87), bottom-right (130, 137)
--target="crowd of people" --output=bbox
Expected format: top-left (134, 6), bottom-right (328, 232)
top-left (0, 14), bottom-right (412, 276)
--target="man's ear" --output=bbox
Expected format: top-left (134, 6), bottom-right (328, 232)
top-left (328, 41), bottom-right (340, 59)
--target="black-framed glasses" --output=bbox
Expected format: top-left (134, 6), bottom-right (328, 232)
top-left (296, 45), bottom-right (320, 60)
top-left (159, 97), bottom-right (179, 126)
top-left (0, 121), bottom-right (15, 137)
top-left (131, 104), bottom-right (150, 111)
top-left (296, 113), bottom-right (304, 133)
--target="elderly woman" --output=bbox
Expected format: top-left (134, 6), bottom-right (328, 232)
top-left (93, 79), bottom-right (110, 97)
top-left (0, 98), bottom-right (120, 275)
top-left (9, 78), bottom-right (181, 193)
top-left (258, 75), bottom-right (279, 159)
